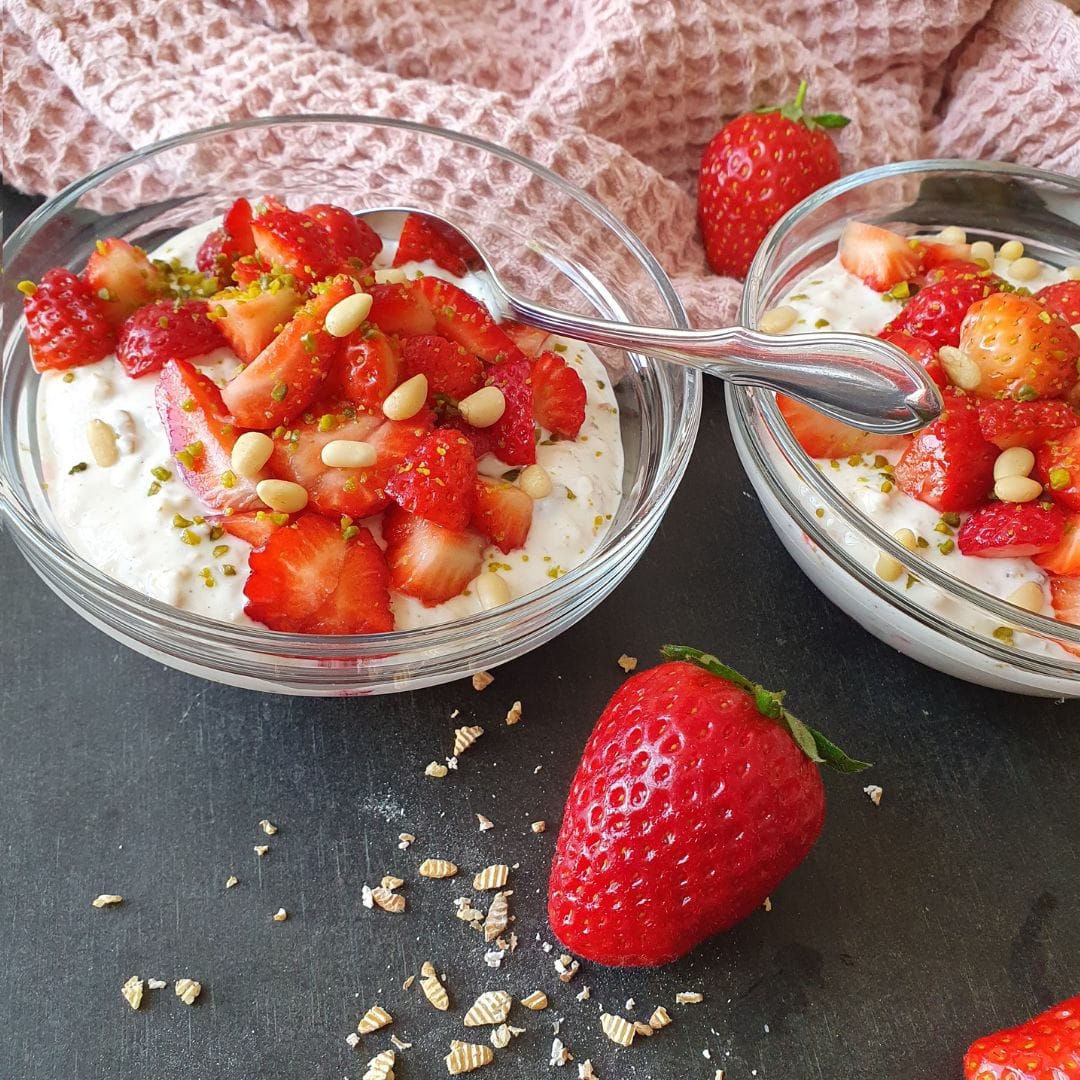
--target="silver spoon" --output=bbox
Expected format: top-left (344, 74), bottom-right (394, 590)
top-left (356, 208), bottom-right (941, 433)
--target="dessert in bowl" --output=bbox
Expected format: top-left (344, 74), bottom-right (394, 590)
top-left (0, 116), bottom-right (701, 695)
top-left (729, 159), bottom-right (1080, 697)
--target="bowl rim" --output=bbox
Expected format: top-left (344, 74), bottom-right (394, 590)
top-left (734, 157), bottom-right (1080, 669)
top-left (1, 113), bottom-right (701, 659)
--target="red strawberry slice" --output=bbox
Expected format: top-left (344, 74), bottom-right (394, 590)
top-left (302, 203), bottom-right (382, 266)
top-left (367, 281), bottom-right (438, 337)
top-left (776, 395), bottom-right (909, 459)
top-left (401, 334), bottom-right (483, 402)
top-left (893, 392), bottom-right (997, 512)
top-left (922, 258), bottom-right (1002, 289)
top-left (116, 298), bottom-right (226, 378)
top-left (155, 359), bottom-right (262, 512)
top-left (383, 505), bottom-right (484, 606)
top-left (917, 242), bottom-right (973, 273)
top-left (838, 222), bottom-right (921, 292)
top-left (956, 500), bottom-right (1064, 558)
top-left (21, 268), bottom-right (116, 372)
top-left (484, 356), bottom-right (537, 465)
top-left (472, 475), bottom-right (533, 553)
top-left (221, 277), bottom-right (353, 428)
top-left (384, 429), bottom-right (477, 531)
top-left (250, 205), bottom-right (343, 286)
top-left (1034, 513), bottom-right (1080, 575)
top-left (501, 320), bottom-right (550, 356)
top-left (883, 277), bottom-right (996, 351)
top-left (1035, 427), bottom-right (1080, 511)
top-left (1036, 279), bottom-right (1080, 325)
top-left (1050, 576), bottom-right (1080, 629)
top-left (230, 252), bottom-right (273, 288)
top-left (211, 510), bottom-right (284, 548)
top-left (531, 351), bottom-right (587, 437)
top-left (211, 281), bottom-right (303, 363)
top-left (224, 197), bottom-right (256, 253)
top-left (977, 398), bottom-right (1080, 450)
top-left (196, 228), bottom-right (247, 280)
top-left (84, 238), bottom-right (164, 327)
top-left (392, 212), bottom-right (473, 277)
top-left (243, 513), bottom-right (393, 634)
top-left (878, 330), bottom-right (947, 390)
top-left (318, 327), bottom-right (402, 413)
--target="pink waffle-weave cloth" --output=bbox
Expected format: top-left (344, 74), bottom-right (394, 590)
top-left (4, 0), bottom-right (1079, 325)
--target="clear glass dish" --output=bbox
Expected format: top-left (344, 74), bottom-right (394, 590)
top-left (729, 159), bottom-right (1080, 698)
top-left (0, 115), bottom-right (701, 695)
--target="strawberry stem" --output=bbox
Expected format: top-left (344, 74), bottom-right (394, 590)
top-left (754, 78), bottom-right (850, 133)
top-left (792, 79), bottom-right (809, 111)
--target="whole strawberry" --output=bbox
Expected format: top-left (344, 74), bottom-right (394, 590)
top-left (964, 994), bottom-right (1080, 1080)
top-left (698, 80), bottom-right (849, 280)
top-left (547, 647), bottom-right (868, 967)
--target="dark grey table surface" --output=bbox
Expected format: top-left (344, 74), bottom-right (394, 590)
top-left (3, 184), bottom-right (1077, 1080)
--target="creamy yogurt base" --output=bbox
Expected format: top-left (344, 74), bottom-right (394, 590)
top-left (36, 221), bottom-right (623, 630)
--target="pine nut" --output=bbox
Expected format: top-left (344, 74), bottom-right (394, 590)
top-left (999, 239), bottom-right (1024, 261)
top-left (938, 346), bottom-right (982, 392)
top-left (994, 475), bottom-right (1042, 503)
top-left (256, 478), bottom-right (308, 513)
top-left (993, 446), bottom-right (1035, 480)
top-left (86, 419), bottom-right (119, 467)
top-left (895, 527), bottom-right (919, 551)
top-left (382, 374), bottom-right (428, 421)
top-left (321, 439), bottom-right (377, 468)
top-left (518, 464), bottom-right (552, 499)
top-left (875, 551), bottom-right (904, 583)
top-left (231, 431), bottom-right (274, 480)
top-left (938, 226), bottom-right (967, 245)
top-left (323, 292), bottom-right (372, 337)
top-left (476, 573), bottom-right (511, 610)
top-left (458, 386), bottom-right (506, 428)
top-left (969, 240), bottom-right (995, 265)
top-left (1009, 257), bottom-right (1040, 282)
top-left (758, 306), bottom-right (798, 334)
top-left (1008, 581), bottom-right (1045, 613)
top-left (374, 267), bottom-right (408, 285)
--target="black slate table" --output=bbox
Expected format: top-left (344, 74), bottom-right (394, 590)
top-left (3, 185), bottom-right (1077, 1080)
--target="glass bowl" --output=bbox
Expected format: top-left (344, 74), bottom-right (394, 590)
top-left (0, 115), bottom-right (701, 695)
top-left (729, 159), bottom-right (1080, 698)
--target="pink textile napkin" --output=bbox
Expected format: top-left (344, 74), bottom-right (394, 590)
top-left (4, 0), bottom-right (1079, 326)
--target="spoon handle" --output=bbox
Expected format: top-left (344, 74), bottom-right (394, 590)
top-left (504, 299), bottom-right (941, 434)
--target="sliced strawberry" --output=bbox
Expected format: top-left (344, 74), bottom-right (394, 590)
top-left (977, 398), bottom-right (1080, 450)
top-left (883, 277), bottom-right (996, 351)
top-left (501, 320), bottom-right (550, 357)
top-left (1050, 576), bottom-right (1080, 628)
top-left (84, 238), bottom-right (164, 327)
top-left (484, 356), bottom-right (537, 465)
top-left (367, 281), bottom-right (438, 337)
top-left (212, 510), bottom-right (284, 548)
top-left (1035, 427), bottom-right (1080, 511)
top-left (155, 359), bottom-right (262, 511)
top-left (956, 501), bottom-right (1064, 558)
top-left (196, 228), bottom-right (245, 280)
top-left (1035, 513), bottom-right (1080, 575)
top-left (383, 505), bottom-right (485, 606)
top-left (116, 298), bottom-right (226, 378)
top-left (224, 197), bottom-right (256, 254)
top-left (401, 334), bottom-right (483, 402)
top-left (472, 475), bottom-right (533, 553)
top-left (317, 327), bottom-right (402, 412)
top-left (441, 415), bottom-right (497, 460)
top-left (415, 277), bottom-right (525, 364)
top-left (392, 212), bottom-right (473, 276)
top-left (918, 243), bottom-right (974, 273)
top-left (221, 277), bottom-right (352, 428)
top-left (384, 429), bottom-right (477, 530)
top-left (250, 205), bottom-right (342, 286)
top-left (230, 252), bottom-right (273, 288)
top-left (302, 203), bottom-right (381, 266)
top-left (878, 330), bottom-right (947, 390)
top-left (838, 222), bottom-right (921, 292)
top-left (21, 268), bottom-right (116, 372)
top-left (243, 513), bottom-right (392, 634)
top-left (212, 281), bottom-right (302, 363)
top-left (893, 393), bottom-right (998, 512)
top-left (1036, 280), bottom-right (1080, 325)
top-left (531, 351), bottom-right (586, 437)
top-left (776, 395), bottom-right (909, 459)
top-left (922, 258), bottom-right (1002, 289)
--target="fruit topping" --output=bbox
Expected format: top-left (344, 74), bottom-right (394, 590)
top-left (956, 500), bottom-right (1064, 558)
top-left (531, 351), bottom-right (587, 438)
top-left (20, 268), bottom-right (116, 372)
top-left (838, 221), bottom-right (921, 292)
top-left (116, 298), bottom-right (226, 378)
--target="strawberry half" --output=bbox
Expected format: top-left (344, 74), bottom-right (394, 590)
top-left (838, 222), bottom-right (920, 292)
top-left (401, 334), bottom-right (483, 402)
top-left (531, 351), bottom-right (586, 438)
top-left (878, 330), bottom-right (947, 389)
top-left (21, 268), bottom-right (116, 372)
top-left (392, 212), bottom-right (473, 276)
top-left (956, 500), bottom-right (1064, 558)
top-left (250, 204), bottom-right (343, 286)
top-left (776, 395), bottom-right (908, 459)
top-left (116, 298), bottom-right (226, 378)
top-left (882, 277), bottom-right (996, 351)
top-left (472, 475), bottom-right (533, 553)
top-left (977, 398), bottom-right (1080, 450)
top-left (302, 203), bottom-right (382, 266)
top-left (211, 280), bottom-right (303, 364)
top-left (155, 359), bottom-right (262, 512)
top-left (384, 430), bottom-right (477, 530)
top-left (83, 238), bottom-right (164, 327)
top-left (383, 505), bottom-right (485, 605)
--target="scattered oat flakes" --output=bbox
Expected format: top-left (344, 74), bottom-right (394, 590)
top-left (370, 887), bottom-right (406, 914)
top-left (175, 978), bottom-right (201, 1005)
top-left (225, 875), bottom-right (239, 889)
top-left (419, 858), bottom-right (459, 879)
top-left (554, 954), bottom-right (580, 983)
top-left (398, 833), bottom-right (416, 849)
top-left (520, 990), bottom-right (548, 1011)
top-left (420, 961), bottom-right (450, 1011)
top-left (471, 671), bottom-right (494, 692)
top-left (483, 948), bottom-right (505, 968)
top-left (357, 1004), bottom-right (393, 1034)
top-left (121, 976), bottom-right (144, 1010)
top-left (579, 1062), bottom-right (598, 1080)
top-left (625, 998), bottom-right (635, 1010)
top-left (390, 1035), bottom-right (412, 1050)
top-left (504, 700), bottom-right (522, 726)
top-left (446, 1040), bottom-right (493, 1074)
top-left (362, 1048), bottom-right (396, 1080)
top-left (464, 990), bottom-right (512, 1026)
top-left (454, 897), bottom-right (485, 925)
top-left (453, 726), bottom-right (484, 755)
top-left (92, 894), bottom-right (122, 908)
top-left (864, 783), bottom-right (884, 806)
top-left (482, 890), bottom-right (512, 942)
top-left (473, 865), bottom-right (509, 891)
top-left (258, 819), bottom-right (278, 835)
top-left (381, 875), bottom-right (405, 891)
top-left (576, 985), bottom-right (591, 1002)
top-left (272, 907), bottom-right (288, 922)
top-left (346, 1032), bottom-right (362, 1049)
top-left (550, 1037), bottom-right (573, 1067)
top-left (600, 1013), bottom-right (635, 1047)
top-left (763, 896), bottom-right (772, 912)
top-left (490, 1024), bottom-right (512, 1049)
top-left (402, 975), bottom-right (416, 991)
top-left (425, 761), bottom-right (449, 778)
top-left (714, 1071), bottom-right (725, 1080)
top-left (675, 991), bottom-right (703, 1004)
top-left (540, 941), bottom-right (553, 954)
top-left (617, 654), bottom-right (638, 672)
top-left (704, 1048), bottom-right (712, 1060)
top-left (530, 820), bottom-right (546, 834)
top-left (147, 978), bottom-right (166, 991)
top-left (254, 844), bottom-right (269, 857)
top-left (446, 755), bottom-right (459, 770)
top-left (476, 814), bottom-right (494, 832)
top-left (450, 709), bottom-right (460, 719)
top-left (634, 1021), bottom-right (654, 1037)
top-left (648, 1006), bottom-right (671, 1029)
top-left (362, 885), bottom-right (375, 909)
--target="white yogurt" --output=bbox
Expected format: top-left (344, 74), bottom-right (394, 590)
top-left (36, 220), bottom-right (623, 630)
